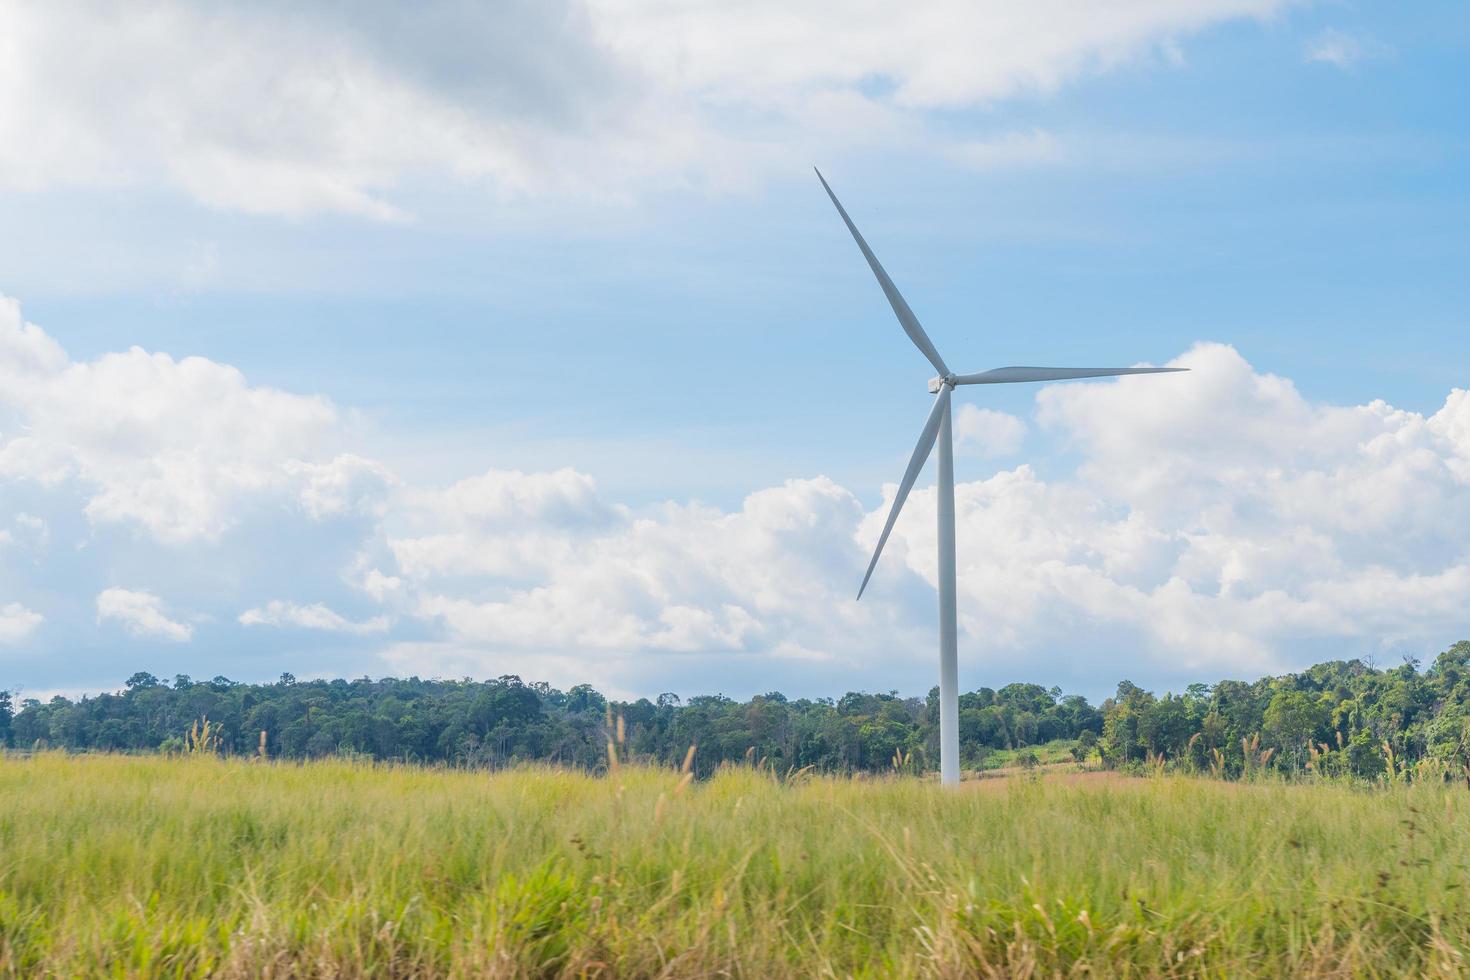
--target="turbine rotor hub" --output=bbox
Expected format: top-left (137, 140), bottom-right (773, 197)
top-left (927, 373), bottom-right (956, 394)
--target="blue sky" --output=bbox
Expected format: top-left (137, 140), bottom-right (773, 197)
top-left (1, 0), bottom-right (1468, 704)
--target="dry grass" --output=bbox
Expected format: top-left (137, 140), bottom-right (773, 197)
top-left (1, 753), bottom-right (1468, 977)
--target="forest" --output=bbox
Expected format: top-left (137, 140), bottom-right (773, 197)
top-left (4, 641), bottom-right (1468, 778)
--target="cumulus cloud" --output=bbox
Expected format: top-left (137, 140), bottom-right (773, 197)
top-left (7, 283), bottom-right (1470, 692)
top-left (0, 293), bottom-right (388, 542)
top-left (239, 600), bottom-right (390, 635)
top-left (954, 405), bottom-right (1027, 457)
top-left (589, 0), bottom-right (1295, 119)
top-left (287, 455), bottom-right (397, 521)
top-left (374, 344), bottom-right (1470, 688)
top-left (1036, 343), bottom-right (1470, 554)
top-left (0, 0), bottom-right (1298, 217)
top-left (1008, 343), bottom-right (1470, 662)
top-left (358, 567), bottom-right (404, 602)
top-left (382, 474), bottom-right (920, 691)
top-left (0, 514), bottom-right (48, 560)
top-left (410, 467), bottom-right (619, 529)
top-left (95, 588), bottom-right (193, 642)
top-left (0, 602), bottom-right (43, 644)
top-left (390, 467), bottom-right (623, 581)
top-left (404, 476), bottom-right (871, 654)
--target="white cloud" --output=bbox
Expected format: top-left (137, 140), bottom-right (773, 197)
top-left (239, 600), bottom-right (390, 635)
top-left (954, 405), bottom-right (1027, 457)
top-left (0, 602), bottom-right (42, 644)
top-left (389, 468), bottom-right (623, 581)
top-left (403, 476), bottom-right (872, 657)
top-left (1304, 28), bottom-right (1389, 70)
top-left (287, 455), bottom-right (397, 521)
top-left (998, 343), bottom-right (1470, 662)
top-left (410, 467), bottom-right (618, 529)
top-left (590, 0), bottom-right (1291, 107)
top-left (7, 282), bottom-right (1470, 691)
top-left (0, 293), bottom-right (386, 542)
top-left (358, 567), bottom-right (403, 602)
top-left (375, 344), bottom-right (1470, 687)
top-left (0, 513), bottom-right (48, 558)
top-left (0, 0), bottom-right (1298, 217)
top-left (95, 588), bottom-right (193, 642)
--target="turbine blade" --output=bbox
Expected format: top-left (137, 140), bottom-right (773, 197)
top-left (952, 366), bottom-right (1188, 385)
top-left (858, 387), bottom-right (950, 600)
top-left (815, 168), bottom-right (950, 377)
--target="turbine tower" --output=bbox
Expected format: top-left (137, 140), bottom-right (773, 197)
top-left (816, 168), bottom-right (1186, 787)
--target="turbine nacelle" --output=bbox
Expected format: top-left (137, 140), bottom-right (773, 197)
top-left (927, 374), bottom-right (954, 394)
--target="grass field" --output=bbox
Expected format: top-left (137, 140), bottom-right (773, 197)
top-left (974, 738), bottom-right (1079, 772)
top-left (2, 754), bottom-right (1468, 977)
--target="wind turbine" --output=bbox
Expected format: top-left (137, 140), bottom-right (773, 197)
top-left (815, 168), bottom-right (1186, 787)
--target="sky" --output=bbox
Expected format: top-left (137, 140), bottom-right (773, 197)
top-left (1, 0), bottom-right (1468, 704)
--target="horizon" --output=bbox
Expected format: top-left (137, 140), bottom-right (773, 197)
top-left (3, 1), bottom-right (1469, 706)
top-left (10, 639), bottom-right (1456, 711)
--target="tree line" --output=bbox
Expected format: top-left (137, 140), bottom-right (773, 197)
top-left (3, 641), bottom-right (1467, 778)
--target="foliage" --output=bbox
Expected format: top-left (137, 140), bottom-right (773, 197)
top-left (5, 641), bottom-right (1469, 780)
top-left (2, 672), bottom-right (1103, 776)
top-left (1094, 643), bottom-right (1470, 780)
top-left (2, 753), bottom-right (1468, 977)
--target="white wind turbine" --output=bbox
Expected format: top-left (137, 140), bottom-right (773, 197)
top-left (816, 168), bottom-right (1186, 787)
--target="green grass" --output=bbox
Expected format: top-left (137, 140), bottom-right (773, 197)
top-left (2, 754), bottom-right (1468, 977)
top-left (974, 737), bottom-right (1080, 771)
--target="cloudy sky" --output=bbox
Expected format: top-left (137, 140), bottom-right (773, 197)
top-left (1, 0), bottom-right (1467, 703)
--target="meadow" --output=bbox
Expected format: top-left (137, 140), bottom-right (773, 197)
top-left (1, 753), bottom-right (1468, 978)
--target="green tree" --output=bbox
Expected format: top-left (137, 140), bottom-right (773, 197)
top-left (1262, 689), bottom-right (1329, 765)
top-left (12, 640), bottom-right (1470, 780)
top-left (0, 689), bottom-right (12, 747)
